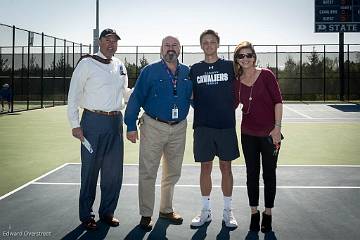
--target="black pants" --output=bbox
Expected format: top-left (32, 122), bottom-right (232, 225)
top-left (241, 133), bottom-right (278, 208)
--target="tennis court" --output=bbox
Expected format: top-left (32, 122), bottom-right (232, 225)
top-left (0, 103), bottom-right (359, 239)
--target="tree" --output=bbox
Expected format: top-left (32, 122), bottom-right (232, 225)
top-left (54, 55), bottom-right (72, 76)
top-left (284, 56), bottom-right (297, 75)
top-left (308, 48), bottom-right (320, 66)
top-left (124, 55), bottom-right (149, 88)
top-left (0, 55), bottom-right (9, 73)
top-left (303, 47), bottom-right (322, 76)
top-left (278, 55), bottom-right (301, 100)
top-left (347, 52), bottom-right (360, 100)
top-left (25, 54), bottom-right (42, 76)
top-left (139, 55), bottom-right (149, 69)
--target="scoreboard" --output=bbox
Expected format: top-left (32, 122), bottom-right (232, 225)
top-left (315, 0), bottom-right (360, 32)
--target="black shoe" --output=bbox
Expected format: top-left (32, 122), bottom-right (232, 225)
top-left (82, 218), bottom-right (97, 230)
top-left (250, 210), bottom-right (260, 232)
top-left (100, 215), bottom-right (120, 227)
top-left (261, 212), bottom-right (272, 233)
top-left (139, 216), bottom-right (153, 231)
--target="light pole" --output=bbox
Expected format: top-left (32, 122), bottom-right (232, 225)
top-left (93, 0), bottom-right (99, 53)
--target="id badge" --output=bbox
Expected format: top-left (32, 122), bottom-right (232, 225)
top-left (172, 106), bottom-right (178, 119)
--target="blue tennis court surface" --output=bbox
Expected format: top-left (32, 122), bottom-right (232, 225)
top-left (1, 163), bottom-right (359, 240)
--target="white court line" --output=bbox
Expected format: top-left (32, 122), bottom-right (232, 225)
top-left (0, 163), bottom-right (70, 201)
top-left (2, 163), bottom-right (359, 201)
top-left (283, 118), bottom-right (360, 120)
top-left (276, 165), bottom-right (360, 167)
top-left (66, 163), bottom-right (141, 166)
top-left (31, 182), bottom-right (360, 189)
top-left (284, 105), bottom-right (313, 119)
top-left (65, 163), bottom-right (360, 167)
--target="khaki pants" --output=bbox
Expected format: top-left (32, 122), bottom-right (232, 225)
top-left (138, 113), bottom-right (187, 217)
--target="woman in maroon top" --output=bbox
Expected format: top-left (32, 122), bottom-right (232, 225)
top-left (233, 41), bottom-right (283, 238)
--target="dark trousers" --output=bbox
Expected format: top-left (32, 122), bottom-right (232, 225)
top-left (79, 110), bottom-right (124, 222)
top-left (241, 133), bottom-right (278, 208)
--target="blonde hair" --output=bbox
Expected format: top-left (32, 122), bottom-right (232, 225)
top-left (233, 41), bottom-right (257, 78)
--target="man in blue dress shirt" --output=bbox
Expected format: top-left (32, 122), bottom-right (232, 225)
top-left (125, 36), bottom-right (192, 231)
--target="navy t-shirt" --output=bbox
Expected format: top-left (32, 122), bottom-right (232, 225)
top-left (190, 59), bottom-right (236, 129)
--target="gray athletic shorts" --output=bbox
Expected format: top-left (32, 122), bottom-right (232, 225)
top-left (193, 127), bottom-right (240, 162)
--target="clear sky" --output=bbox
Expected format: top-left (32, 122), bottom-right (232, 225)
top-left (0, 0), bottom-right (358, 46)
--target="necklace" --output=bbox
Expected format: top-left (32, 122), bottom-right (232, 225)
top-left (243, 83), bottom-right (254, 115)
top-left (240, 69), bottom-right (257, 115)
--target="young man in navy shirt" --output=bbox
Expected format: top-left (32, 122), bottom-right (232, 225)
top-left (189, 30), bottom-right (240, 228)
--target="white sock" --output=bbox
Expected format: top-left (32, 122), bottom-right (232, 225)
top-left (224, 196), bottom-right (232, 210)
top-left (202, 196), bottom-right (210, 210)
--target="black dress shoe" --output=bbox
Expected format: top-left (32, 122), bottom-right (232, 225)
top-left (139, 216), bottom-right (153, 231)
top-left (82, 218), bottom-right (97, 230)
top-left (101, 215), bottom-right (120, 227)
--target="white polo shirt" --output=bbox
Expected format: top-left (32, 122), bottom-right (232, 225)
top-left (67, 51), bottom-right (129, 128)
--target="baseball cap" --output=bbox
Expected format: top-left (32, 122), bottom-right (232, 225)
top-left (99, 28), bottom-right (121, 40)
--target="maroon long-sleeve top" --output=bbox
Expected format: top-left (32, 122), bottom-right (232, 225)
top-left (234, 68), bottom-right (282, 137)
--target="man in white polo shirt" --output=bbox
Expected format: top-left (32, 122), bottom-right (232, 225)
top-left (67, 28), bottom-right (129, 230)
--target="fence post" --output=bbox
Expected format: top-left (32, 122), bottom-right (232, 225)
top-left (323, 45), bottom-right (326, 102)
top-left (27, 31), bottom-right (30, 110)
top-left (339, 32), bottom-right (344, 101)
top-left (135, 46), bottom-right (139, 79)
top-left (72, 42), bottom-right (75, 70)
top-left (53, 37), bottom-right (56, 107)
top-left (63, 39), bottom-right (66, 105)
top-left (40, 32), bottom-right (44, 108)
top-left (21, 46), bottom-right (24, 100)
top-left (300, 45), bottom-right (303, 101)
top-left (11, 25), bottom-right (15, 113)
top-left (181, 45), bottom-right (184, 63)
top-left (347, 44), bottom-right (350, 101)
top-left (275, 45), bottom-right (278, 79)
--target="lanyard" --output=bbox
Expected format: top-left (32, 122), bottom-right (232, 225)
top-left (161, 59), bottom-right (180, 96)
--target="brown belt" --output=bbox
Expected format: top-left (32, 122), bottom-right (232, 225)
top-left (84, 108), bottom-right (121, 116)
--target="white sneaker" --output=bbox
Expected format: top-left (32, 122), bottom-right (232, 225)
top-left (223, 209), bottom-right (238, 228)
top-left (191, 208), bottom-right (212, 227)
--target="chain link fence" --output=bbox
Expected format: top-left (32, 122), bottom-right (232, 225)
top-left (1, 23), bottom-right (359, 114)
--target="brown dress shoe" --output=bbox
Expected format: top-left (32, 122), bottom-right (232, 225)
top-left (139, 216), bottom-right (153, 231)
top-left (159, 212), bottom-right (183, 225)
top-left (82, 218), bottom-right (97, 230)
top-left (101, 215), bottom-right (120, 227)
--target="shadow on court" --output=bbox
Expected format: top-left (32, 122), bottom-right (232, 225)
top-left (62, 221), bottom-right (110, 240)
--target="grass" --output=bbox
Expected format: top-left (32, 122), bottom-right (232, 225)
top-left (0, 106), bottom-right (359, 196)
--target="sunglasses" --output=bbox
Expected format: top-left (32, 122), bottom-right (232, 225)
top-left (236, 53), bottom-right (255, 59)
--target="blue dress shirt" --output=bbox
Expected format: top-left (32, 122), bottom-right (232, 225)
top-left (125, 59), bottom-right (192, 132)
